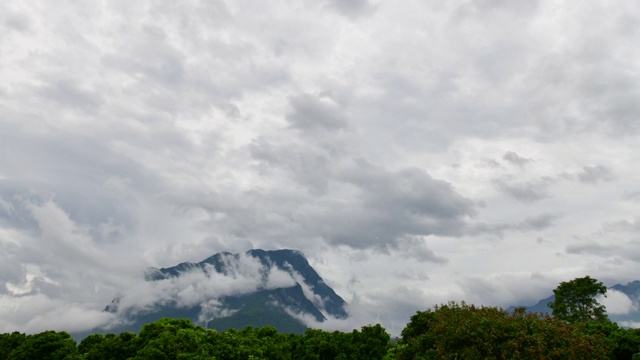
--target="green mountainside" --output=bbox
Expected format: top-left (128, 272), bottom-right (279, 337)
top-left (98, 249), bottom-right (347, 336)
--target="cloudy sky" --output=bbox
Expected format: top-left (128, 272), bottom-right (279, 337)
top-left (2, 0), bottom-right (640, 336)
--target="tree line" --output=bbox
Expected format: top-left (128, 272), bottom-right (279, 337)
top-left (2, 276), bottom-right (640, 359)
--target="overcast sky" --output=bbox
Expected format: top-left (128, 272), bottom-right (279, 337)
top-left (2, 0), bottom-right (640, 336)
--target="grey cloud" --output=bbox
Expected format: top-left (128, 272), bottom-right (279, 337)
top-left (0, 124), bottom-right (168, 237)
top-left (474, 0), bottom-right (540, 16)
top-left (314, 161), bottom-right (476, 247)
top-left (566, 241), bottom-right (619, 256)
top-left (392, 236), bottom-right (448, 264)
top-left (325, 0), bottom-right (377, 19)
top-left (565, 236), bottom-right (640, 263)
top-left (287, 93), bottom-right (348, 132)
top-left (38, 79), bottom-right (102, 111)
top-left (493, 178), bottom-right (551, 202)
top-left (520, 6), bottom-right (640, 140)
top-left (603, 218), bottom-right (640, 233)
top-left (577, 165), bottom-right (613, 184)
top-left (0, 243), bottom-right (24, 294)
top-left (577, 64), bottom-right (640, 136)
top-left (481, 159), bottom-right (503, 169)
top-left (105, 25), bottom-right (186, 89)
top-left (167, 157), bottom-right (476, 254)
top-left (0, 295), bottom-right (116, 334)
top-left (339, 161), bottom-right (475, 221)
top-left (502, 151), bottom-right (532, 167)
top-left (0, 199), bottom-right (147, 333)
top-left (307, 285), bottom-right (432, 337)
top-left (623, 191), bottom-right (640, 201)
top-left (515, 213), bottom-right (559, 232)
top-left (4, 12), bottom-right (30, 32)
top-left (457, 272), bottom-right (553, 308)
top-left (471, 213), bottom-right (560, 237)
top-left (394, 269), bottom-right (429, 281)
top-left (250, 138), bottom-right (334, 195)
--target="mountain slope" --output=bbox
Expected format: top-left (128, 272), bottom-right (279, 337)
top-left (104, 249), bottom-right (347, 334)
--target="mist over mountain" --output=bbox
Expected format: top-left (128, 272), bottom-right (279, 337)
top-left (75, 246), bottom-right (640, 341)
top-left (99, 249), bottom-right (347, 335)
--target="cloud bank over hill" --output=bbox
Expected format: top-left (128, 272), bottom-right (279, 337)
top-left (2, 1), bottom-right (640, 336)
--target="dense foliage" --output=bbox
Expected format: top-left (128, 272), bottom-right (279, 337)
top-left (0, 319), bottom-right (389, 360)
top-left (3, 312), bottom-right (640, 359)
top-left (3, 277), bottom-right (640, 359)
top-left (395, 302), bottom-right (612, 359)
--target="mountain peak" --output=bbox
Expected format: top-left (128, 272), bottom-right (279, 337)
top-left (108, 249), bottom-right (347, 334)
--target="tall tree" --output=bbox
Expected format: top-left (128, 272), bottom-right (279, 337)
top-left (548, 275), bottom-right (608, 323)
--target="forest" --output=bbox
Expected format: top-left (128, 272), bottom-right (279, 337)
top-left (3, 277), bottom-right (640, 360)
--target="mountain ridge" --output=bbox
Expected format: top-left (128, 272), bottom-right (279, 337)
top-left (102, 249), bottom-right (348, 335)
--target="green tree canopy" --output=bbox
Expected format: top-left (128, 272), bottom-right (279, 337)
top-left (548, 275), bottom-right (608, 323)
top-left (6, 331), bottom-right (78, 360)
top-left (397, 302), bottom-right (610, 359)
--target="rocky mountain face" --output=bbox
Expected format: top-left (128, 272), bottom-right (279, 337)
top-left (104, 249), bottom-right (348, 334)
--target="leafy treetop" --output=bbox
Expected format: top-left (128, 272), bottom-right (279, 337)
top-left (548, 275), bottom-right (608, 323)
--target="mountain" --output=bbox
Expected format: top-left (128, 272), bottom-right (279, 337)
top-left (513, 280), bottom-right (640, 326)
top-left (513, 294), bottom-right (554, 315)
top-left (102, 249), bottom-right (348, 335)
top-left (608, 280), bottom-right (640, 325)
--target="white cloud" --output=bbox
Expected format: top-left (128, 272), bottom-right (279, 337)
top-left (600, 290), bottom-right (635, 315)
top-left (0, 294), bottom-right (116, 334)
